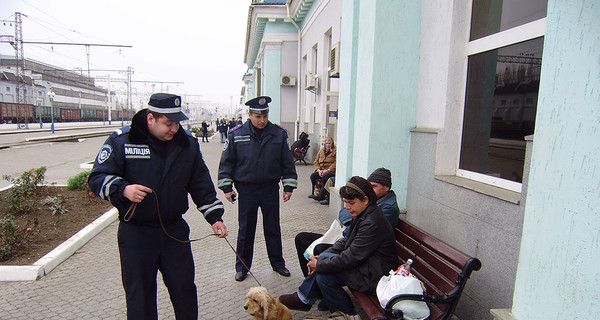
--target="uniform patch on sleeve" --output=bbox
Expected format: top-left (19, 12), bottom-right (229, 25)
top-left (97, 144), bottom-right (113, 164)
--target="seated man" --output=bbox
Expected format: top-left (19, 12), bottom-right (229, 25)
top-left (295, 167), bottom-right (399, 277)
top-left (280, 176), bottom-right (397, 319)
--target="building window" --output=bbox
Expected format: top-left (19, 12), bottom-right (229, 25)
top-left (458, 0), bottom-right (547, 191)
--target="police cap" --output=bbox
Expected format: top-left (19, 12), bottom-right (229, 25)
top-left (245, 96), bottom-right (271, 114)
top-left (148, 93), bottom-right (189, 122)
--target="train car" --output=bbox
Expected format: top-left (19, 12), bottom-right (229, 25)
top-left (81, 108), bottom-right (97, 121)
top-left (0, 102), bottom-right (34, 124)
top-left (96, 109), bottom-right (108, 121)
top-left (61, 108), bottom-right (81, 122)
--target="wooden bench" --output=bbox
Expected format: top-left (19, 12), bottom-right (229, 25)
top-left (349, 220), bottom-right (482, 320)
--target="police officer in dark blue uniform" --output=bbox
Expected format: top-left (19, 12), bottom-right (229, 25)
top-left (218, 96), bottom-right (298, 281)
top-left (88, 93), bottom-right (228, 320)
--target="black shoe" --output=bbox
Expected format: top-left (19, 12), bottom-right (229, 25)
top-left (319, 198), bottom-right (329, 205)
top-left (317, 299), bottom-right (329, 311)
top-left (275, 267), bottom-right (291, 277)
top-left (308, 194), bottom-right (318, 200)
top-left (235, 271), bottom-right (247, 281)
top-left (313, 189), bottom-right (327, 201)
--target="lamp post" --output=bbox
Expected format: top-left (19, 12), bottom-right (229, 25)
top-left (47, 91), bottom-right (55, 133)
top-left (36, 98), bottom-right (43, 128)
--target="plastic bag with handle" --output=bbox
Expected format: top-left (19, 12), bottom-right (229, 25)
top-left (376, 270), bottom-right (430, 320)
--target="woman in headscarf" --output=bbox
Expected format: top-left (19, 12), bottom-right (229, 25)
top-left (280, 176), bottom-right (397, 319)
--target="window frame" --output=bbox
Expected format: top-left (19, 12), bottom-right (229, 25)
top-left (457, 15), bottom-right (547, 193)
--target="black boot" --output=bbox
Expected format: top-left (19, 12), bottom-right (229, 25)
top-left (310, 188), bottom-right (327, 201)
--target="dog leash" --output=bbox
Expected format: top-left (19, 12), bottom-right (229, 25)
top-left (124, 189), bottom-right (262, 286)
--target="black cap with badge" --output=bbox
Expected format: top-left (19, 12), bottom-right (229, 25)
top-left (147, 93), bottom-right (189, 122)
top-left (245, 96), bottom-right (271, 114)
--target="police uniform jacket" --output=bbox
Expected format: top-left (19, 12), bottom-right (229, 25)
top-left (218, 120), bottom-right (298, 193)
top-left (316, 204), bottom-right (397, 295)
top-left (88, 110), bottom-right (224, 226)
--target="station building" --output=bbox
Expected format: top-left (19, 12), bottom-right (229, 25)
top-left (243, 1), bottom-right (600, 319)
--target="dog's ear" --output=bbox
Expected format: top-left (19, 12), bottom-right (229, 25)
top-left (260, 292), bottom-right (273, 320)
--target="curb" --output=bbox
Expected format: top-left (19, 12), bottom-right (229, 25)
top-left (0, 207), bottom-right (118, 282)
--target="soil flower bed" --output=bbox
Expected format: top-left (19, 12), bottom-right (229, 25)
top-left (0, 186), bottom-right (113, 266)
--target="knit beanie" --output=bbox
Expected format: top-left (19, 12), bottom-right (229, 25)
top-left (368, 168), bottom-right (392, 188)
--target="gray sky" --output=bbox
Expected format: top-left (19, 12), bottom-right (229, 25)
top-left (1, 0), bottom-right (251, 107)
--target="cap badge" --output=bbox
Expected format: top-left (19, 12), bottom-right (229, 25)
top-left (175, 98), bottom-right (181, 107)
top-left (259, 98), bottom-right (266, 105)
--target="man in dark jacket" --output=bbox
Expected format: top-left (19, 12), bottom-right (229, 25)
top-left (280, 176), bottom-right (397, 319)
top-left (88, 93), bottom-right (228, 320)
top-left (218, 95), bottom-right (298, 281)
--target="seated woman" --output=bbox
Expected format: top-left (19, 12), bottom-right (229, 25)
top-left (280, 176), bottom-right (397, 319)
top-left (309, 136), bottom-right (336, 201)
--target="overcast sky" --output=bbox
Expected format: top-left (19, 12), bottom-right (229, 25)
top-left (1, 0), bottom-right (251, 107)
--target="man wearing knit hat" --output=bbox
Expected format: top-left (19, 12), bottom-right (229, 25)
top-left (367, 168), bottom-right (398, 228)
top-left (294, 167), bottom-right (400, 280)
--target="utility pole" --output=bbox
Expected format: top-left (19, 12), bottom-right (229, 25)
top-left (14, 12), bottom-right (27, 128)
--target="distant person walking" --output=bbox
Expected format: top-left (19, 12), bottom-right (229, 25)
top-left (219, 119), bottom-right (228, 143)
top-left (201, 120), bottom-right (209, 142)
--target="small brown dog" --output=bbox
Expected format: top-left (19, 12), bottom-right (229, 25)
top-left (244, 286), bottom-right (292, 320)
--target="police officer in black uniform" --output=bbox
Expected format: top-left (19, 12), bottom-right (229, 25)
top-left (89, 93), bottom-right (228, 320)
top-left (218, 96), bottom-right (298, 281)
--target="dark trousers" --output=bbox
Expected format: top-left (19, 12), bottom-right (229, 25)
top-left (295, 232), bottom-right (333, 277)
top-left (310, 172), bottom-right (334, 194)
top-left (118, 220), bottom-right (197, 320)
top-left (236, 182), bottom-right (285, 272)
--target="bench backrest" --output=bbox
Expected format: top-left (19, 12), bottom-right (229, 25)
top-left (394, 220), bottom-right (482, 319)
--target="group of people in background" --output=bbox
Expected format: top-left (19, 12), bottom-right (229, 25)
top-left (89, 92), bottom-right (401, 320)
top-left (216, 117), bottom-right (243, 143)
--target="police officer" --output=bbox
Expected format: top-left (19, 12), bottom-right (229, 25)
top-left (218, 96), bottom-right (298, 281)
top-left (88, 93), bottom-right (228, 320)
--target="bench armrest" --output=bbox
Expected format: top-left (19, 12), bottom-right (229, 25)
top-left (384, 293), bottom-right (433, 319)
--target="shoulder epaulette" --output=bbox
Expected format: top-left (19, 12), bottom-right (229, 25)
top-left (114, 126), bottom-right (131, 136)
top-left (229, 124), bottom-right (243, 133)
top-left (184, 129), bottom-right (196, 138)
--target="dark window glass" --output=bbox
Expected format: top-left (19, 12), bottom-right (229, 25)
top-left (460, 37), bottom-right (543, 183)
top-left (470, 0), bottom-right (547, 41)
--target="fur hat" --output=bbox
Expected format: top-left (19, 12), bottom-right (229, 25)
top-left (368, 168), bottom-right (392, 188)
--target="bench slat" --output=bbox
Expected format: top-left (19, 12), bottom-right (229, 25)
top-left (396, 233), bottom-right (462, 286)
top-left (398, 222), bottom-right (471, 268)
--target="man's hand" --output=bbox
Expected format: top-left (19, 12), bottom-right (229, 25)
top-left (212, 221), bottom-right (228, 238)
top-left (282, 191), bottom-right (292, 202)
top-left (123, 184), bottom-right (152, 203)
top-left (225, 191), bottom-right (237, 203)
top-left (307, 255), bottom-right (318, 275)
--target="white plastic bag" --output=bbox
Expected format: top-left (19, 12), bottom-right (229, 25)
top-left (303, 219), bottom-right (344, 260)
top-left (376, 270), bottom-right (430, 320)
